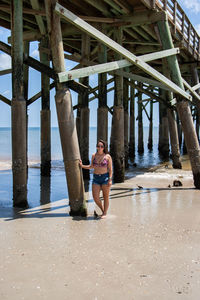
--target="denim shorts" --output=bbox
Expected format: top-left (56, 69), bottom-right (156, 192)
top-left (92, 172), bottom-right (109, 186)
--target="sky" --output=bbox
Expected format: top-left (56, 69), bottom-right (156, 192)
top-left (0, 0), bottom-right (200, 128)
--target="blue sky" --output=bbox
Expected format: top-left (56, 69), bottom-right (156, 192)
top-left (0, 1), bottom-right (200, 128)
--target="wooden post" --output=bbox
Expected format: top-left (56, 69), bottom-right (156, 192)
top-left (123, 77), bottom-right (129, 168)
top-left (110, 28), bottom-right (125, 183)
top-left (158, 95), bottom-right (169, 158)
top-left (23, 41), bottom-right (29, 180)
top-left (157, 19), bottom-right (200, 188)
top-left (162, 59), bottom-right (181, 167)
top-left (129, 84), bottom-right (135, 158)
top-left (40, 36), bottom-right (51, 176)
top-left (167, 108), bottom-right (182, 168)
top-left (138, 83), bottom-right (144, 153)
top-left (11, 0), bottom-right (27, 207)
top-left (78, 33), bottom-right (90, 180)
top-left (148, 98), bottom-right (153, 150)
top-left (191, 65), bottom-right (200, 141)
top-left (176, 112), bottom-right (182, 148)
top-left (97, 34), bottom-right (108, 143)
top-left (45, 0), bottom-right (87, 215)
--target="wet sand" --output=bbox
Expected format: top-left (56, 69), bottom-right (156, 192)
top-left (1, 164), bottom-right (200, 300)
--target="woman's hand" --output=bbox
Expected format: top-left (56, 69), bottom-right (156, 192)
top-left (108, 179), bottom-right (112, 186)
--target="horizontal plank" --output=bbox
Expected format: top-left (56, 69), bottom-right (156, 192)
top-left (58, 48), bottom-right (180, 84)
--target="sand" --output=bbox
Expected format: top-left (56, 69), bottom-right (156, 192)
top-left (0, 167), bottom-right (200, 300)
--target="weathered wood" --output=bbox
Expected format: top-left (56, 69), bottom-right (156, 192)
top-left (27, 82), bottom-right (55, 106)
top-left (167, 108), bottom-right (182, 169)
top-left (58, 48), bottom-right (180, 84)
top-left (110, 28), bottom-right (124, 183)
top-left (129, 84), bottom-right (135, 158)
top-left (98, 31), bottom-right (108, 142)
top-left (158, 95), bottom-right (169, 158)
top-left (137, 84), bottom-right (144, 154)
top-left (190, 65), bottom-right (200, 142)
top-left (0, 41), bottom-right (87, 94)
top-left (124, 77), bottom-right (129, 168)
top-left (78, 33), bottom-right (90, 180)
top-left (55, 4), bottom-right (191, 101)
top-left (157, 19), bottom-right (200, 188)
top-left (0, 94), bottom-right (11, 106)
top-left (30, 0), bottom-right (46, 35)
top-left (40, 36), bottom-right (51, 176)
top-left (0, 68), bottom-right (12, 76)
top-left (45, 0), bottom-right (87, 215)
top-left (11, 0), bottom-right (27, 207)
top-left (148, 95), bottom-right (153, 150)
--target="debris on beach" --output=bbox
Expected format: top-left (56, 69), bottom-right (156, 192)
top-left (137, 184), bottom-right (143, 189)
top-left (173, 180), bottom-right (183, 187)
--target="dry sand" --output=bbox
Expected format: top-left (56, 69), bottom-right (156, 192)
top-left (1, 167), bottom-right (200, 300)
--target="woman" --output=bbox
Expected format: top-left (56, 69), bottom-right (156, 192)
top-left (79, 139), bottom-right (112, 219)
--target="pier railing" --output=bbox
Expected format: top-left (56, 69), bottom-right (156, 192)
top-left (155, 0), bottom-right (200, 59)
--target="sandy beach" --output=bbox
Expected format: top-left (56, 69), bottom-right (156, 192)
top-left (1, 161), bottom-right (200, 300)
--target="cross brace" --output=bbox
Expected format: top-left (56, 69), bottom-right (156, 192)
top-left (55, 3), bottom-right (191, 101)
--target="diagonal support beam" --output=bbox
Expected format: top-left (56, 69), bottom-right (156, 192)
top-left (0, 94), bottom-right (11, 106)
top-left (58, 48), bottom-right (180, 84)
top-left (182, 78), bottom-right (200, 102)
top-left (30, 0), bottom-right (46, 35)
top-left (192, 82), bottom-right (200, 92)
top-left (55, 3), bottom-right (191, 101)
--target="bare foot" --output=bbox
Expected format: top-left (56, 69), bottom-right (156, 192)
top-left (100, 214), bottom-right (107, 219)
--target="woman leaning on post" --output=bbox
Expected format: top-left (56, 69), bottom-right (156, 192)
top-left (80, 139), bottom-right (112, 218)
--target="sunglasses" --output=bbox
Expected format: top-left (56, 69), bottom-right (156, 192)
top-left (97, 145), bottom-right (104, 148)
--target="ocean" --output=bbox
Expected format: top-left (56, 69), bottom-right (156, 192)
top-left (0, 126), bottom-right (164, 207)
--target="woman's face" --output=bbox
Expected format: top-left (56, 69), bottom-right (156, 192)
top-left (97, 142), bottom-right (104, 154)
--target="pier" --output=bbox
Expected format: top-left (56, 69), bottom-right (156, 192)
top-left (0, 0), bottom-right (200, 214)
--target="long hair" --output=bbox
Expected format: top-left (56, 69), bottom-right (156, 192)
top-left (97, 139), bottom-right (109, 154)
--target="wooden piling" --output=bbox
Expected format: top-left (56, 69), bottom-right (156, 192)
top-left (40, 36), bottom-right (51, 176)
top-left (167, 108), bottom-right (182, 168)
top-left (78, 33), bottom-right (90, 180)
top-left (97, 36), bottom-right (108, 143)
top-left (45, 0), bottom-right (87, 215)
top-left (11, 0), bottom-right (27, 207)
top-left (110, 28), bottom-right (125, 183)
top-left (148, 98), bottom-right (153, 150)
top-left (158, 98), bottom-right (169, 158)
top-left (123, 77), bottom-right (129, 168)
top-left (157, 19), bottom-right (200, 188)
top-left (23, 41), bottom-right (29, 180)
top-left (190, 65), bottom-right (200, 141)
top-left (129, 84), bottom-right (135, 158)
top-left (138, 84), bottom-right (144, 153)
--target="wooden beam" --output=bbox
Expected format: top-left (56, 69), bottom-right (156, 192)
top-left (30, 0), bottom-right (46, 35)
top-left (182, 78), bottom-right (200, 102)
top-left (120, 11), bottom-right (166, 26)
top-left (0, 68), bottom-right (12, 76)
top-left (116, 70), bottom-right (171, 91)
top-left (192, 82), bottom-right (200, 91)
top-left (55, 4), bottom-right (191, 101)
top-left (0, 4), bottom-right (46, 16)
top-left (0, 94), bottom-right (11, 105)
top-left (58, 48), bottom-right (180, 83)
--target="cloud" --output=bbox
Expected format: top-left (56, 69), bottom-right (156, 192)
top-left (182, 0), bottom-right (200, 13)
top-left (2, 90), bottom-right (10, 95)
top-left (0, 53), bottom-right (11, 69)
top-left (31, 49), bottom-right (39, 59)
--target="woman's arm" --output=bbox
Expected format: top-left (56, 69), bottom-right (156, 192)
top-left (79, 154), bottom-right (95, 170)
top-left (108, 155), bottom-right (113, 185)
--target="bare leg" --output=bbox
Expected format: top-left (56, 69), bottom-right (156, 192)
top-left (101, 184), bottom-right (110, 218)
top-left (92, 184), bottom-right (104, 214)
